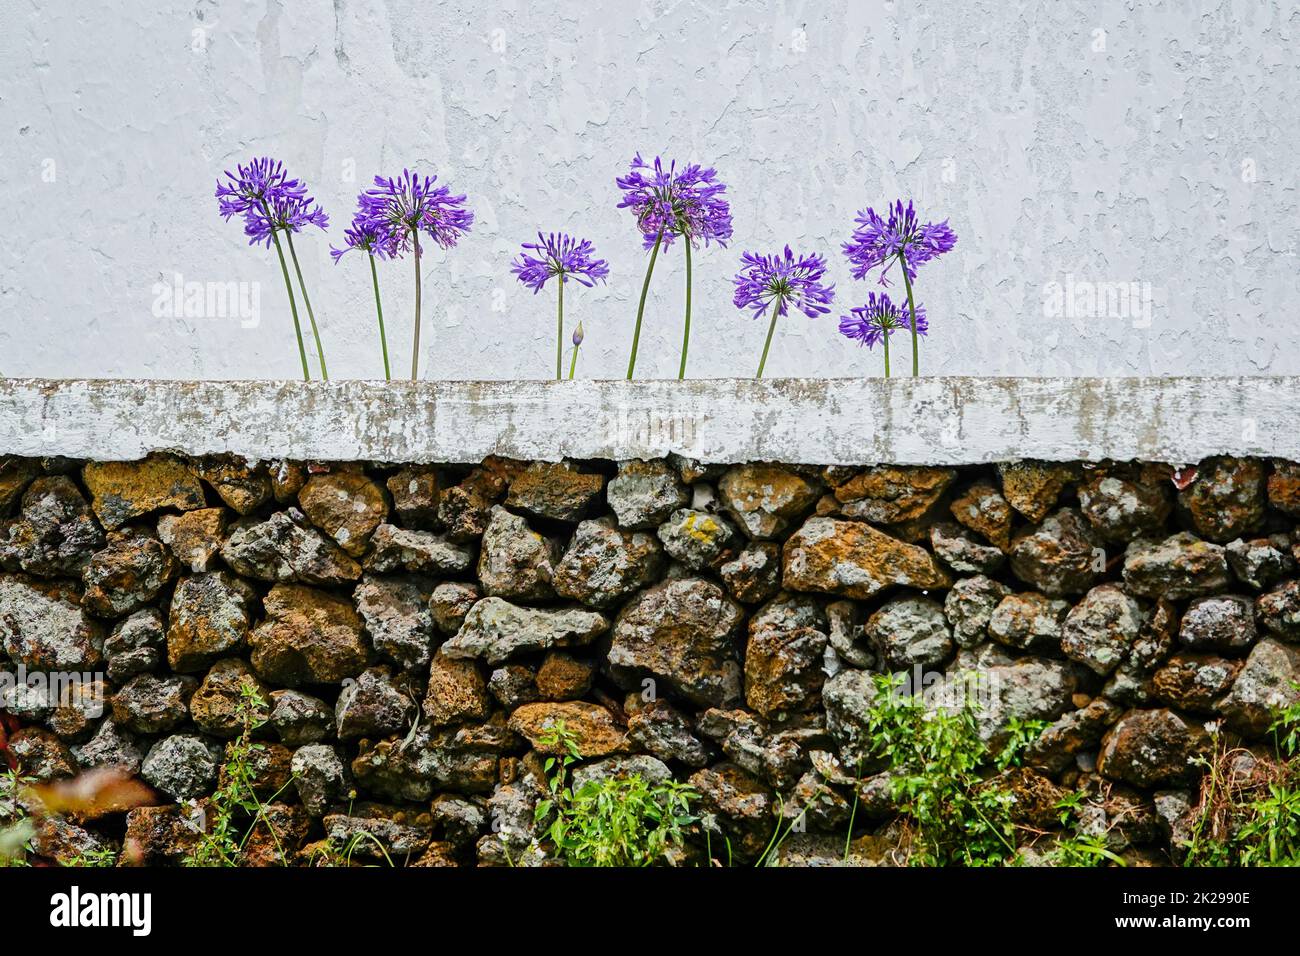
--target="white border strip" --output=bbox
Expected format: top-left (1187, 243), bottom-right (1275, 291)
top-left (0, 378), bottom-right (1287, 466)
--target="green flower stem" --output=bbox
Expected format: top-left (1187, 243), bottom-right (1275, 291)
top-left (284, 231), bottom-right (328, 380)
top-left (678, 239), bottom-right (692, 379)
top-left (568, 341), bottom-right (579, 380)
top-left (626, 230), bottom-right (664, 380)
top-left (369, 254), bottom-right (391, 381)
top-left (899, 250), bottom-right (919, 377)
top-left (756, 297), bottom-right (784, 379)
top-left (882, 328), bottom-right (891, 379)
top-left (268, 231), bottom-right (310, 381)
top-left (556, 277), bottom-right (564, 381)
top-left (411, 236), bottom-right (422, 380)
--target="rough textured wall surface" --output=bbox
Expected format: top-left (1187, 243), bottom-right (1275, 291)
top-left (2, 450), bottom-right (1298, 865)
top-left (1, 1), bottom-right (1296, 381)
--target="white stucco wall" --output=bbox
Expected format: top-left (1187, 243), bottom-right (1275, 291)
top-left (1, 0), bottom-right (1296, 382)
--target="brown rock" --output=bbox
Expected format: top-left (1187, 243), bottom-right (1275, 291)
top-left (298, 471), bottom-right (389, 557)
top-left (1008, 508), bottom-right (1103, 597)
top-left (553, 517), bottom-right (664, 609)
top-left (782, 516), bottom-right (952, 600)
top-left (157, 508), bottom-right (227, 572)
top-left (949, 481), bottom-right (1013, 551)
top-left (1077, 470), bottom-right (1171, 542)
top-left (1267, 461), bottom-right (1300, 517)
top-left (997, 460), bottom-right (1077, 522)
top-left (718, 464), bottom-right (822, 539)
top-left (505, 461), bottom-right (605, 522)
top-left (166, 571), bottom-right (258, 673)
top-left (428, 581), bottom-right (480, 635)
top-left (0, 457), bottom-right (40, 514)
top-left (81, 527), bottom-right (178, 618)
top-left (190, 658), bottom-right (272, 738)
top-left (194, 455), bottom-right (273, 515)
top-left (269, 460), bottom-right (307, 503)
top-left (438, 458), bottom-right (522, 542)
top-left (744, 625), bottom-right (827, 717)
top-left (535, 652), bottom-right (596, 701)
top-left (988, 591), bottom-right (1068, 652)
top-left (608, 578), bottom-right (744, 707)
top-left (719, 541), bottom-right (782, 605)
top-left (1097, 708), bottom-right (1212, 788)
top-left (508, 701), bottom-right (628, 758)
top-left (834, 465), bottom-right (956, 525)
top-left (1178, 456), bottom-right (1266, 543)
top-left (249, 584), bottom-right (370, 687)
top-left (1150, 653), bottom-right (1242, 714)
top-left (423, 653), bottom-right (491, 727)
top-left (123, 806), bottom-right (200, 864)
top-left (386, 465), bottom-right (442, 529)
top-left (82, 454), bottom-right (206, 530)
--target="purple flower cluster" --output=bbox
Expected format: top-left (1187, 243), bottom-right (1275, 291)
top-left (215, 157), bottom-right (328, 247)
top-left (732, 246), bottom-right (836, 319)
top-left (839, 292), bottom-right (928, 349)
top-left (616, 154), bottom-right (732, 251)
top-left (355, 169), bottom-right (474, 255)
top-left (511, 232), bottom-right (610, 293)
top-left (841, 199), bottom-right (957, 286)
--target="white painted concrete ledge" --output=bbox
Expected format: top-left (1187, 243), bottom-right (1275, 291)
top-left (0, 378), bottom-right (1289, 467)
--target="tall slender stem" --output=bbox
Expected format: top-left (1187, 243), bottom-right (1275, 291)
top-left (284, 231), bottom-right (328, 380)
top-left (626, 230), bottom-right (664, 380)
top-left (569, 341), bottom-right (579, 380)
top-left (369, 254), bottom-right (390, 381)
top-left (756, 298), bottom-right (783, 379)
top-left (411, 236), bottom-right (423, 380)
top-left (268, 232), bottom-right (310, 381)
top-left (679, 239), bottom-right (693, 379)
top-left (284, 232), bottom-right (327, 382)
top-left (883, 329), bottom-right (891, 378)
top-left (556, 277), bottom-right (564, 381)
top-left (899, 250), bottom-right (919, 377)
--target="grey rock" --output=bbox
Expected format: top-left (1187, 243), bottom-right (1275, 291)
top-left (364, 523), bottom-right (475, 574)
top-left (930, 521), bottom-right (1005, 574)
top-left (866, 595), bottom-right (953, 670)
top-left (220, 509), bottom-right (361, 585)
top-left (427, 581), bottom-right (481, 635)
top-left (1178, 594), bottom-right (1257, 651)
top-left (1225, 535), bottom-right (1294, 590)
top-left (1060, 584), bottom-right (1145, 675)
top-left (0, 476), bottom-right (104, 577)
top-left (1256, 580), bottom-right (1300, 639)
top-left (718, 541), bottom-right (782, 605)
top-left (142, 734), bottom-right (221, 800)
top-left (944, 575), bottom-right (1012, 648)
top-left (608, 578), bottom-right (745, 707)
top-left (988, 591), bottom-right (1068, 653)
top-left (572, 755), bottom-right (673, 791)
top-left (165, 571), bottom-right (258, 673)
top-left (110, 672), bottom-right (195, 734)
top-left (656, 508), bottom-right (738, 571)
top-left (353, 575), bottom-right (434, 671)
top-left (441, 597), bottom-right (608, 665)
top-left (71, 718), bottom-right (144, 775)
top-left (336, 666), bottom-right (411, 741)
top-left (0, 576), bottom-right (103, 670)
top-left (626, 699), bottom-right (710, 767)
top-left (1008, 508), bottom-right (1104, 597)
top-left (269, 689), bottom-right (334, 746)
top-left (1122, 532), bottom-right (1231, 600)
top-left (1218, 638), bottom-right (1300, 737)
top-left (476, 506), bottom-right (558, 600)
top-left (291, 744), bottom-right (349, 817)
top-left (606, 459), bottom-right (689, 530)
top-left (104, 608), bottom-right (166, 682)
top-left (553, 517), bottom-right (663, 609)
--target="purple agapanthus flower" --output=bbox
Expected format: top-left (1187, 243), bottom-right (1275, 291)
top-left (732, 246), bottom-right (836, 319)
top-left (511, 232), bottom-right (610, 293)
top-left (615, 153), bottom-right (732, 251)
top-left (839, 292), bottom-right (928, 349)
top-left (330, 216), bottom-right (393, 264)
top-left (842, 199), bottom-right (957, 286)
top-left (215, 156), bottom-right (328, 247)
top-left (358, 169), bottom-right (473, 254)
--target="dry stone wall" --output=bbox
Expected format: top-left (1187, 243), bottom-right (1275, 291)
top-left (3, 451), bottom-right (1299, 865)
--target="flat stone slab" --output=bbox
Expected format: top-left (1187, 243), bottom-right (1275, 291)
top-left (0, 377), bottom-right (1289, 466)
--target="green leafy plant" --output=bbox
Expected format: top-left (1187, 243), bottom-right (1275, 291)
top-left (1047, 790), bottom-right (1126, 867)
top-left (995, 717), bottom-right (1050, 772)
top-left (859, 672), bottom-right (1016, 866)
top-left (0, 770), bottom-right (34, 866)
top-left (1185, 694), bottom-right (1300, 867)
top-left (185, 682), bottom-right (291, 867)
top-left (535, 721), bottom-right (697, 867)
